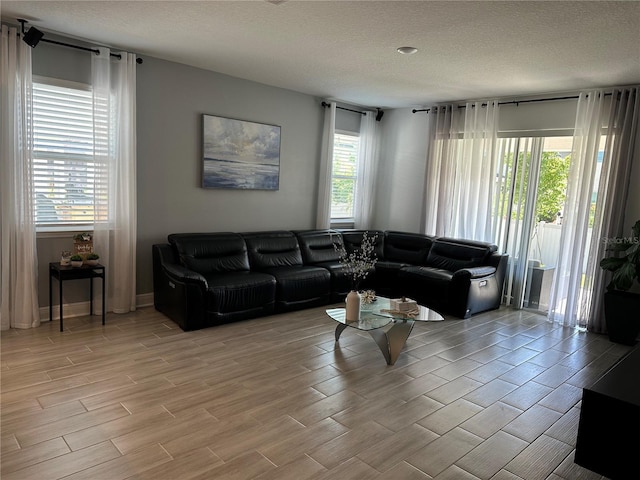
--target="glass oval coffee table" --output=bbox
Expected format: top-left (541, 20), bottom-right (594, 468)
top-left (326, 296), bottom-right (444, 365)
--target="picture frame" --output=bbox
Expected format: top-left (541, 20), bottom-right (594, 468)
top-left (202, 114), bottom-right (281, 190)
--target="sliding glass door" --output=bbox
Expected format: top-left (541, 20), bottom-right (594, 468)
top-left (496, 136), bottom-right (586, 314)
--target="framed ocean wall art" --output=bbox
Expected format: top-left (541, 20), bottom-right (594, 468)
top-left (202, 114), bottom-right (281, 190)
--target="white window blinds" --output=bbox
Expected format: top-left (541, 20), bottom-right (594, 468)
top-left (33, 80), bottom-right (101, 228)
top-left (331, 132), bottom-right (360, 220)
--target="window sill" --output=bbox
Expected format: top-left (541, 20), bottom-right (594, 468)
top-left (37, 227), bottom-right (94, 239)
top-left (331, 220), bottom-right (355, 229)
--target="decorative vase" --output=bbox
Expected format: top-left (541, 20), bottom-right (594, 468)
top-left (346, 290), bottom-right (361, 321)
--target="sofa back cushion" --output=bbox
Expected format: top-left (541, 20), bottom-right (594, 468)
top-left (242, 231), bottom-right (303, 269)
top-left (340, 229), bottom-right (384, 259)
top-left (294, 230), bottom-right (343, 264)
top-left (384, 231), bottom-right (435, 264)
top-left (426, 237), bottom-right (498, 272)
top-left (168, 233), bottom-right (250, 274)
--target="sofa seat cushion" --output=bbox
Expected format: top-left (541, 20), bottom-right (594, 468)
top-left (376, 260), bottom-right (411, 274)
top-left (371, 260), bottom-right (414, 297)
top-left (316, 261), bottom-right (346, 275)
top-left (205, 271), bottom-right (276, 313)
top-left (374, 260), bottom-right (411, 286)
top-left (401, 266), bottom-right (453, 282)
top-left (315, 261), bottom-right (350, 296)
top-left (263, 266), bottom-right (331, 303)
top-left (316, 261), bottom-right (348, 280)
top-left (399, 266), bottom-right (453, 308)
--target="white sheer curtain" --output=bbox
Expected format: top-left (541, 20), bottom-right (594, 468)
top-left (423, 105), bottom-right (455, 236)
top-left (1, 25), bottom-right (40, 330)
top-left (424, 101), bottom-right (500, 242)
top-left (549, 88), bottom-right (639, 329)
top-left (316, 101), bottom-right (336, 229)
top-left (354, 110), bottom-right (379, 229)
top-left (91, 47), bottom-right (137, 314)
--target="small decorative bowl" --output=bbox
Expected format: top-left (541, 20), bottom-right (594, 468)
top-left (360, 290), bottom-right (377, 307)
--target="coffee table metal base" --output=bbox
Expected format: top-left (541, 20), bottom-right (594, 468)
top-left (335, 320), bottom-right (415, 365)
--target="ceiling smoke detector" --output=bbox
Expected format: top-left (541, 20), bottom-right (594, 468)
top-left (397, 46), bottom-right (418, 55)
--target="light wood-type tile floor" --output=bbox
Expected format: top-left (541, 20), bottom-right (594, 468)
top-left (1, 304), bottom-right (632, 479)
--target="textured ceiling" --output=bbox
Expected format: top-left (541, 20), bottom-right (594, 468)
top-left (2, 0), bottom-right (640, 108)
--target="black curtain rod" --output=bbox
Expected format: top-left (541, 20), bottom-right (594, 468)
top-left (41, 38), bottom-right (130, 61)
top-left (17, 20), bottom-right (143, 64)
top-left (411, 93), bottom-right (612, 114)
top-left (321, 101), bottom-right (365, 115)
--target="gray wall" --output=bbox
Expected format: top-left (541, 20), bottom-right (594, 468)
top-left (136, 57), bottom-right (323, 294)
top-left (335, 104), bottom-right (363, 133)
top-left (373, 108), bottom-right (429, 232)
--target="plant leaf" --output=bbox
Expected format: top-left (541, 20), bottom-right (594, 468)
top-left (612, 262), bottom-right (636, 291)
top-left (600, 257), bottom-right (626, 271)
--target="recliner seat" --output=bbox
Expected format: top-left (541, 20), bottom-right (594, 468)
top-left (154, 233), bottom-right (276, 330)
top-left (242, 231), bottom-right (331, 312)
top-left (400, 237), bottom-right (505, 318)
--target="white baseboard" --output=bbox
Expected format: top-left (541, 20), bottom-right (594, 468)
top-left (40, 292), bottom-right (155, 321)
top-left (137, 293), bottom-right (154, 308)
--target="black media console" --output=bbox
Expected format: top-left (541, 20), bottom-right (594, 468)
top-left (574, 344), bottom-right (639, 479)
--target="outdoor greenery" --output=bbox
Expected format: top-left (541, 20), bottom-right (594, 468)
top-left (331, 176), bottom-right (356, 215)
top-left (537, 152), bottom-right (571, 222)
top-left (503, 150), bottom-right (571, 224)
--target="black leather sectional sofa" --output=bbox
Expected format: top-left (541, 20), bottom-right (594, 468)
top-left (152, 229), bottom-right (508, 331)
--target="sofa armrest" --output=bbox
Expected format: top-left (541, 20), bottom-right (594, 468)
top-left (453, 266), bottom-right (496, 280)
top-left (163, 262), bottom-right (208, 288)
top-left (450, 265), bottom-right (501, 318)
top-left (152, 244), bottom-right (208, 331)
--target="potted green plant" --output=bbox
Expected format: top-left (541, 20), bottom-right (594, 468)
top-left (70, 254), bottom-right (84, 268)
top-left (599, 219), bottom-right (640, 345)
top-left (85, 253), bottom-right (100, 266)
